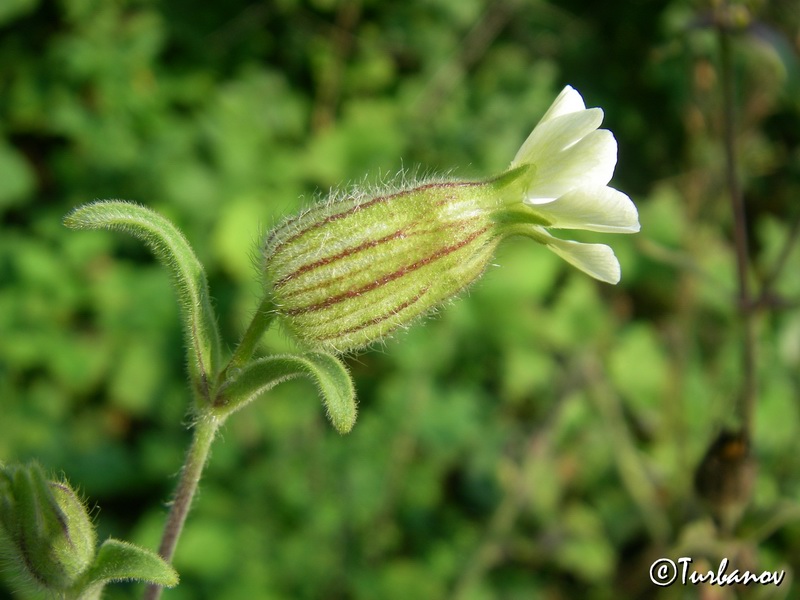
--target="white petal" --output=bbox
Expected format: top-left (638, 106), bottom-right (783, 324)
top-left (526, 185), bottom-right (640, 233)
top-left (539, 86), bottom-right (586, 124)
top-left (523, 129), bottom-right (618, 202)
top-left (511, 108), bottom-right (603, 168)
top-left (534, 227), bottom-right (621, 284)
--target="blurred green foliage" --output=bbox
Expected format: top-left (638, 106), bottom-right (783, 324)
top-left (2, 0), bottom-right (800, 598)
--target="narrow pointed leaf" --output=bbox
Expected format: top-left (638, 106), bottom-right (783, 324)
top-left (219, 352), bottom-right (357, 433)
top-left (64, 201), bottom-right (221, 402)
top-left (82, 539), bottom-right (178, 588)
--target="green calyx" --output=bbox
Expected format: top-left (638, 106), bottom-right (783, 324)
top-left (1, 463), bottom-right (96, 591)
top-left (263, 178), bottom-right (513, 354)
top-left (488, 165), bottom-right (554, 230)
top-left (260, 165), bottom-right (559, 354)
top-left (2, 464), bottom-right (96, 591)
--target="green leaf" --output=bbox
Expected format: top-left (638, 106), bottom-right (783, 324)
top-left (64, 201), bottom-right (222, 403)
top-left (219, 352), bottom-right (357, 433)
top-left (0, 140), bottom-right (36, 210)
top-left (81, 539), bottom-right (178, 589)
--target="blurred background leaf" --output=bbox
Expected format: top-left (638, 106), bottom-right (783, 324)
top-left (2, 0), bottom-right (800, 598)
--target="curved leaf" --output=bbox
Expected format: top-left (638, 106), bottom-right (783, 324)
top-left (219, 352), bottom-right (357, 433)
top-left (64, 201), bottom-right (221, 402)
top-left (82, 538), bottom-right (178, 588)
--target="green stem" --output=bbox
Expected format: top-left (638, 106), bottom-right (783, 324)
top-left (218, 294), bottom-right (277, 389)
top-left (143, 415), bottom-right (220, 600)
top-left (143, 294), bottom-right (277, 599)
top-left (718, 15), bottom-right (756, 432)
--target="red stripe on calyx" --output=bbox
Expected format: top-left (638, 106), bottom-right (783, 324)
top-left (284, 224), bottom-right (491, 316)
top-left (274, 217), bottom-right (486, 300)
top-left (266, 180), bottom-right (487, 258)
top-left (271, 227), bottom-right (411, 290)
top-left (316, 286), bottom-right (431, 342)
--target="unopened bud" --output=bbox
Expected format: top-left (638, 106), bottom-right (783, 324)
top-left (0, 463), bottom-right (96, 591)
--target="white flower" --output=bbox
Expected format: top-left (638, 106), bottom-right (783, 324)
top-left (508, 85), bottom-right (639, 284)
top-left (261, 85), bottom-right (639, 353)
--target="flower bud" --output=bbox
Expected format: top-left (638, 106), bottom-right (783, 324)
top-left (0, 463), bottom-right (96, 591)
top-left (263, 86), bottom-right (640, 354)
top-left (263, 177), bottom-right (512, 353)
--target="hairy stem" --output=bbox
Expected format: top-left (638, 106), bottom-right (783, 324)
top-left (143, 416), bottom-right (220, 600)
top-left (144, 293), bottom-right (278, 599)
